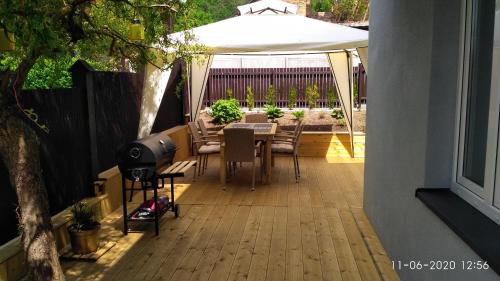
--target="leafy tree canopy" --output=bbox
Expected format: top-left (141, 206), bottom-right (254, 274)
top-left (0, 0), bottom-right (200, 90)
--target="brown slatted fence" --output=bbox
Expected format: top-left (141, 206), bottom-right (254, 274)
top-left (203, 64), bottom-right (367, 108)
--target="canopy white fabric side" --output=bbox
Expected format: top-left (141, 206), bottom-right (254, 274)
top-left (237, 0), bottom-right (298, 15)
top-left (140, 12), bottom-right (368, 156)
top-left (168, 14), bottom-right (368, 53)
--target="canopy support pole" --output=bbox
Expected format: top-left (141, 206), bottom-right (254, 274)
top-left (189, 55), bottom-right (214, 122)
top-left (327, 51), bottom-right (355, 157)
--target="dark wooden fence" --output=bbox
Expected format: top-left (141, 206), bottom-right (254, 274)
top-left (203, 64), bottom-right (367, 108)
top-left (0, 60), bottom-right (184, 245)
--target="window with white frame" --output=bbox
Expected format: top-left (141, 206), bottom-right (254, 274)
top-left (454, 0), bottom-right (500, 223)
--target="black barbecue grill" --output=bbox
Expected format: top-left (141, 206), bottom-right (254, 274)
top-left (118, 130), bottom-right (196, 235)
top-left (118, 133), bottom-right (177, 182)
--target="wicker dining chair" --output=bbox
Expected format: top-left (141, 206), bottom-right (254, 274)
top-left (197, 119), bottom-right (218, 139)
top-left (271, 121), bottom-right (305, 182)
top-left (245, 113), bottom-right (268, 123)
top-left (223, 128), bottom-right (262, 191)
top-left (188, 122), bottom-right (220, 176)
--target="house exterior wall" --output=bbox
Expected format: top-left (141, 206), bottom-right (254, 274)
top-left (364, 0), bottom-right (500, 280)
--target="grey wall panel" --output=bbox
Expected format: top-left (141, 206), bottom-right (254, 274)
top-left (364, 0), bottom-right (500, 280)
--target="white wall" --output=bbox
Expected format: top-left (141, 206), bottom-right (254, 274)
top-left (364, 0), bottom-right (500, 280)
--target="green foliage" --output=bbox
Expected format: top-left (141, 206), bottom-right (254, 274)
top-left (246, 85), bottom-right (255, 110)
top-left (266, 84), bottom-right (277, 106)
top-left (226, 88), bottom-right (234, 99)
top-left (353, 81), bottom-right (359, 104)
top-left (183, 0), bottom-right (247, 29)
top-left (331, 109), bottom-right (345, 120)
top-left (0, 54), bottom-right (115, 89)
top-left (331, 0), bottom-right (369, 22)
top-left (319, 111), bottom-right (326, 119)
top-left (210, 98), bottom-right (243, 124)
top-left (337, 118), bottom-right (347, 127)
top-left (70, 202), bottom-right (99, 231)
top-left (288, 86), bottom-right (297, 109)
top-left (292, 110), bottom-right (305, 120)
top-left (0, 0), bottom-right (200, 91)
top-left (305, 84), bottom-right (320, 109)
top-left (326, 87), bottom-right (337, 109)
top-left (264, 105), bottom-right (284, 120)
top-left (312, 0), bottom-right (333, 12)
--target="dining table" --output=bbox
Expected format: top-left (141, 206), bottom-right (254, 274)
top-left (217, 122), bottom-right (277, 185)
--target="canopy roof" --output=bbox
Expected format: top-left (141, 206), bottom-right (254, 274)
top-left (237, 0), bottom-right (298, 15)
top-left (169, 14), bottom-right (368, 54)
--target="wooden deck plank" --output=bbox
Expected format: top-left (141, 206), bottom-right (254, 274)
top-left (126, 206), bottom-right (207, 281)
top-left (312, 207), bottom-right (342, 281)
top-left (188, 205), bottom-right (239, 281)
top-left (325, 207), bottom-right (363, 281)
top-left (299, 203), bottom-right (323, 281)
top-left (227, 206), bottom-right (263, 281)
top-left (351, 208), bottom-right (401, 281)
top-left (286, 205), bottom-right (303, 281)
top-left (147, 205), bottom-right (215, 281)
top-left (265, 206), bottom-right (287, 281)
top-left (207, 206), bottom-right (251, 281)
top-left (170, 206), bottom-right (227, 281)
top-left (61, 156), bottom-right (401, 281)
top-left (247, 206), bottom-right (275, 281)
top-left (339, 209), bottom-right (382, 281)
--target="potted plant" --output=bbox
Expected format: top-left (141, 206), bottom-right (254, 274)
top-left (68, 201), bottom-right (101, 254)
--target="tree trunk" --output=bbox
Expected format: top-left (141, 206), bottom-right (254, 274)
top-left (0, 55), bottom-right (65, 281)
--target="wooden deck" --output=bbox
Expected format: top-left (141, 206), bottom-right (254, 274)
top-left (62, 156), bottom-right (400, 281)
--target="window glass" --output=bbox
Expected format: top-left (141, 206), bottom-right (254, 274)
top-left (462, 0), bottom-right (495, 186)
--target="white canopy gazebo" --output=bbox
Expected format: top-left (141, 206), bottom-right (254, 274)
top-left (139, 7), bottom-right (368, 156)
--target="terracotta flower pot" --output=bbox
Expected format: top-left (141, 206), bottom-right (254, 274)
top-left (69, 227), bottom-right (100, 254)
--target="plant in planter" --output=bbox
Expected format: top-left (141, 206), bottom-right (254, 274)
top-left (292, 110), bottom-right (305, 120)
top-left (68, 201), bottom-right (100, 254)
top-left (288, 86), bottom-right (297, 109)
top-left (331, 109), bottom-right (347, 127)
top-left (226, 88), bottom-right (234, 99)
top-left (266, 84), bottom-right (277, 106)
top-left (326, 87), bottom-right (336, 109)
top-left (318, 111), bottom-right (327, 119)
top-left (210, 98), bottom-right (243, 124)
top-left (337, 118), bottom-right (347, 127)
top-left (246, 85), bottom-right (255, 111)
top-left (264, 105), bottom-right (284, 122)
top-left (305, 84), bottom-right (320, 109)
top-left (331, 108), bottom-right (344, 120)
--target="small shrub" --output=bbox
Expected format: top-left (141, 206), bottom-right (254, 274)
top-left (318, 111), bottom-right (326, 119)
top-left (70, 202), bottom-right (99, 231)
top-left (326, 87), bottom-right (336, 109)
top-left (305, 84), bottom-right (320, 109)
top-left (264, 105), bottom-right (284, 121)
top-left (292, 110), bottom-right (305, 120)
top-left (331, 109), bottom-right (344, 120)
top-left (266, 84), bottom-right (277, 106)
top-left (246, 85), bottom-right (255, 111)
top-left (288, 86), bottom-right (298, 109)
top-left (210, 99), bottom-right (243, 124)
top-left (337, 119), bottom-right (347, 127)
top-left (226, 88), bottom-right (234, 99)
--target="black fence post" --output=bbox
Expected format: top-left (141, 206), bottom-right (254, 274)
top-left (70, 60), bottom-right (99, 189)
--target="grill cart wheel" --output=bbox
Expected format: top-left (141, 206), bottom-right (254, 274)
top-left (174, 204), bottom-right (180, 218)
